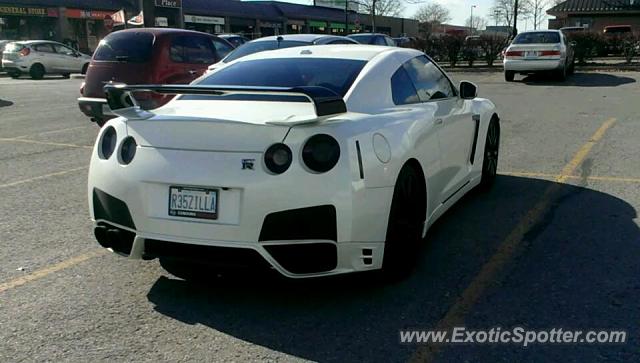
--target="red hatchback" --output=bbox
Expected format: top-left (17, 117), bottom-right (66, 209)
top-left (78, 28), bottom-right (233, 126)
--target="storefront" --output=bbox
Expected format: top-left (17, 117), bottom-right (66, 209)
top-left (258, 21), bottom-right (282, 37)
top-left (184, 14), bottom-right (224, 34)
top-left (308, 20), bottom-right (327, 34)
top-left (286, 19), bottom-right (305, 34)
top-left (229, 17), bottom-right (257, 38)
top-left (65, 8), bottom-right (113, 53)
top-left (0, 5), bottom-right (59, 40)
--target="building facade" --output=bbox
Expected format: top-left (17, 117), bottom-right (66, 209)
top-left (547, 0), bottom-right (640, 32)
top-left (0, 0), bottom-right (419, 53)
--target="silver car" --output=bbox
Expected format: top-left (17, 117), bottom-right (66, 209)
top-left (503, 30), bottom-right (575, 82)
top-left (1, 40), bottom-right (91, 79)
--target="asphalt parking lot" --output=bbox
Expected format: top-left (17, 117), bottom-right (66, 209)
top-left (1, 71), bottom-right (639, 362)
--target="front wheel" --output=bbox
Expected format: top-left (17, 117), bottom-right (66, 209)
top-left (29, 64), bottom-right (45, 80)
top-left (505, 70), bottom-right (515, 82)
top-left (478, 117), bottom-right (500, 190)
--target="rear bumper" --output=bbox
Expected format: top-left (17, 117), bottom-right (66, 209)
top-left (1, 59), bottom-right (27, 71)
top-left (78, 96), bottom-right (114, 121)
top-left (504, 58), bottom-right (564, 72)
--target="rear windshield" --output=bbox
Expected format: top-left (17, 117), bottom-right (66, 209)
top-left (4, 42), bottom-right (24, 52)
top-left (223, 40), bottom-right (310, 63)
top-left (93, 32), bottom-right (154, 62)
top-left (513, 32), bottom-right (560, 44)
top-left (197, 58), bottom-right (367, 97)
top-left (348, 35), bottom-right (375, 44)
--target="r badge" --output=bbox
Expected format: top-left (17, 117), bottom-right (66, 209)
top-left (242, 159), bottom-right (255, 170)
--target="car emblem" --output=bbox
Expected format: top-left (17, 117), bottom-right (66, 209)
top-left (242, 159), bottom-right (255, 170)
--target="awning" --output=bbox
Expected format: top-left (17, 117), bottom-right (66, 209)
top-left (308, 20), bottom-right (326, 27)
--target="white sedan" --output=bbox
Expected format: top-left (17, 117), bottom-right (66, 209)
top-left (88, 45), bottom-right (500, 280)
top-left (503, 30), bottom-right (575, 82)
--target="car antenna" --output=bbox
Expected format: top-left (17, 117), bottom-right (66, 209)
top-left (276, 36), bottom-right (283, 48)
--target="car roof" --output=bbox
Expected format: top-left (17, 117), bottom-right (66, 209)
top-left (518, 30), bottom-right (561, 34)
top-left (232, 44), bottom-right (415, 62)
top-left (218, 34), bottom-right (246, 38)
top-left (253, 34), bottom-right (339, 42)
top-left (109, 27), bottom-right (215, 37)
top-left (348, 33), bottom-right (389, 37)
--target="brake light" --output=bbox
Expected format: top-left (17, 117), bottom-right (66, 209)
top-left (540, 50), bottom-right (561, 56)
top-left (18, 48), bottom-right (30, 56)
top-left (505, 50), bottom-right (523, 57)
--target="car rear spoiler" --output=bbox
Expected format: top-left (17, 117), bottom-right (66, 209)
top-left (103, 83), bottom-right (347, 120)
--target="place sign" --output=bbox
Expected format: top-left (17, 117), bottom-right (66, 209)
top-left (155, 0), bottom-right (182, 8)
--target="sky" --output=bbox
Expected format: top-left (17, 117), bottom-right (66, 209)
top-left (276, 0), bottom-right (543, 31)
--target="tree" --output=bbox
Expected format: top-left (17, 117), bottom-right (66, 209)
top-left (413, 3), bottom-right (451, 24)
top-left (359, 0), bottom-right (405, 18)
top-left (529, 0), bottom-right (550, 29)
top-left (490, 0), bottom-right (531, 30)
top-left (465, 16), bottom-right (488, 31)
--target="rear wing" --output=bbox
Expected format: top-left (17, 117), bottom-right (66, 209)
top-left (103, 83), bottom-right (347, 120)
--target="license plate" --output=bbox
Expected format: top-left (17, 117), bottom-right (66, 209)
top-left (524, 51), bottom-right (538, 59)
top-left (168, 186), bottom-right (218, 220)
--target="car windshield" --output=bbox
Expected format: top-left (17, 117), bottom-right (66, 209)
top-left (223, 40), bottom-right (311, 63)
top-left (513, 32), bottom-right (560, 44)
top-left (349, 35), bottom-right (375, 44)
top-left (93, 32), bottom-right (154, 63)
top-left (196, 57), bottom-right (367, 97)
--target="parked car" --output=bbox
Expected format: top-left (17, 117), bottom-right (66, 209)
top-left (217, 34), bottom-right (250, 48)
top-left (0, 40), bottom-right (15, 72)
top-left (603, 25), bottom-right (632, 34)
top-left (1, 40), bottom-right (91, 79)
top-left (89, 45), bottom-right (500, 280)
top-left (503, 30), bottom-right (575, 82)
top-left (347, 33), bottom-right (396, 46)
top-left (206, 34), bottom-right (358, 73)
top-left (78, 28), bottom-right (234, 126)
top-left (559, 26), bottom-right (586, 35)
top-left (602, 25), bottom-right (632, 55)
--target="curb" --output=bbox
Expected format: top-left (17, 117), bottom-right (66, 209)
top-left (70, 74), bottom-right (85, 79)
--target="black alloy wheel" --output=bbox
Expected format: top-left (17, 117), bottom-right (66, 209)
top-left (479, 117), bottom-right (500, 189)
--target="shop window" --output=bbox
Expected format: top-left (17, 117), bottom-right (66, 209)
top-left (53, 44), bottom-right (76, 56)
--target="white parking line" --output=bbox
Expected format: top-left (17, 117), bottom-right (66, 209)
top-left (0, 166), bottom-right (88, 189)
top-left (0, 137), bottom-right (92, 149)
top-left (13, 125), bottom-right (94, 139)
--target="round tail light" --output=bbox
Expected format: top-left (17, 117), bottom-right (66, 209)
top-left (302, 134), bottom-right (340, 173)
top-left (119, 137), bottom-right (137, 165)
top-left (99, 126), bottom-right (117, 160)
top-left (264, 143), bottom-right (292, 174)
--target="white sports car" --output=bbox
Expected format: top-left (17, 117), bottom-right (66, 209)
top-left (89, 45), bottom-right (500, 279)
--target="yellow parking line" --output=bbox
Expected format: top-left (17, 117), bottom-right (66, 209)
top-left (501, 171), bottom-right (640, 184)
top-left (0, 166), bottom-right (88, 189)
top-left (409, 118), bottom-right (616, 363)
top-left (0, 250), bottom-right (107, 293)
top-left (500, 171), bottom-right (558, 179)
top-left (0, 137), bottom-right (92, 149)
top-left (584, 175), bottom-right (640, 183)
top-left (13, 125), bottom-right (94, 139)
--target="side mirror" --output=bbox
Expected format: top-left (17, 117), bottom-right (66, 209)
top-left (459, 81), bottom-right (477, 99)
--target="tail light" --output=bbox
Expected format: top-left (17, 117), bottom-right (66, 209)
top-left (540, 50), bottom-right (561, 56)
top-left (18, 48), bottom-right (30, 57)
top-left (505, 50), bottom-right (523, 58)
top-left (302, 134), bottom-right (340, 173)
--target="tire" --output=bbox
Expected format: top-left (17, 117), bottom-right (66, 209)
top-left (61, 73), bottom-right (70, 79)
top-left (8, 71), bottom-right (20, 79)
top-left (81, 63), bottom-right (89, 75)
top-left (29, 64), bottom-right (45, 80)
top-left (504, 70), bottom-right (515, 82)
top-left (478, 116), bottom-right (500, 190)
top-left (381, 165), bottom-right (426, 280)
top-left (555, 65), bottom-right (567, 81)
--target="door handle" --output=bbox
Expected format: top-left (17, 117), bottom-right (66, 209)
top-left (435, 118), bottom-right (443, 125)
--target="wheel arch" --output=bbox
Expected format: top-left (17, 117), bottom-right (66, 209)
top-left (30, 62), bottom-right (45, 72)
top-left (397, 158), bottom-right (428, 223)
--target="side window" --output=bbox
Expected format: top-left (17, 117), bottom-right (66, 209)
top-left (33, 44), bottom-right (55, 53)
top-left (403, 56), bottom-right (454, 101)
top-left (385, 37), bottom-right (396, 46)
top-left (212, 38), bottom-right (233, 60)
top-left (374, 36), bottom-right (387, 46)
top-left (53, 44), bottom-right (75, 56)
top-left (170, 36), bottom-right (216, 64)
top-left (391, 66), bottom-right (420, 105)
top-left (329, 39), bottom-right (355, 44)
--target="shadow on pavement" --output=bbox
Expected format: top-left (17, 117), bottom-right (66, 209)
top-left (146, 175), bottom-right (640, 362)
top-left (0, 99), bottom-right (12, 107)
top-left (522, 72), bottom-right (636, 87)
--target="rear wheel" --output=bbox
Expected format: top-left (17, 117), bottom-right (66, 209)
top-left (81, 63), bottom-right (89, 75)
top-left (29, 64), bottom-right (44, 80)
top-left (61, 73), bottom-right (70, 79)
top-left (479, 117), bottom-right (500, 190)
top-left (504, 70), bottom-right (515, 82)
top-left (381, 165), bottom-right (425, 280)
top-left (8, 71), bottom-right (20, 79)
top-left (555, 65), bottom-right (567, 81)
top-left (567, 58), bottom-right (575, 75)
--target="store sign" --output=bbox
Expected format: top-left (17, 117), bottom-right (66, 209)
top-left (155, 0), bottom-right (182, 8)
top-left (66, 9), bottom-right (114, 20)
top-left (155, 17), bottom-right (168, 27)
top-left (0, 6), bottom-right (57, 17)
top-left (184, 14), bottom-right (224, 25)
